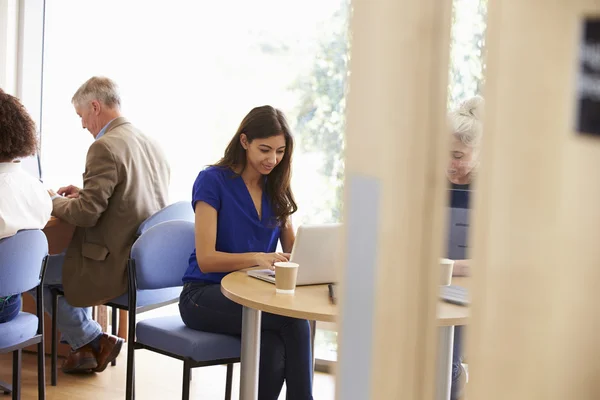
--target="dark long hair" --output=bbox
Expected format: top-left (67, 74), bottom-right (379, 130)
top-left (215, 105), bottom-right (298, 224)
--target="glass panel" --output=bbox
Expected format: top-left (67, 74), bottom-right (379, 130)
top-left (41, 0), bottom-right (350, 214)
top-left (315, 326), bottom-right (338, 362)
top-left (41, 0), bottom-right (350, 364)
top-left (449, 0), bottom-right (488, 107)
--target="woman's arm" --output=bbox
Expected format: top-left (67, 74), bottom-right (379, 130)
top-left (280, 218), bottom-right (295, 254)
top-left (194, 202), bottom-right (288, 273)
top-left (452, 259), bottom-right (471, 277)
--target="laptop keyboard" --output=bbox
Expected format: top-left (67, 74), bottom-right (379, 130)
top-left (440, 285), bottom-right (469, 306)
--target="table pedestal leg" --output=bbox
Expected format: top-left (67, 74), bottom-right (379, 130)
top-left (240, 307), bottom-right (262, 400)
top-left (436, 326), bottom-right (455, 400)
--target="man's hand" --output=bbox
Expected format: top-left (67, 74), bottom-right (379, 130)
top-left (452, 259), bottom-right (471, 277)
top-left (57, 185), bottom-right (81, 199)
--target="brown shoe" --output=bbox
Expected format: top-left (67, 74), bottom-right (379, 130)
top-left (62, 344), bottom-right (98, 373)
top-left (92, 333), bottom-right (124, 372)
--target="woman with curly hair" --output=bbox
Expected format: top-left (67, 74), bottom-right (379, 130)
top-left (0, 88), bottom-right (52, 323)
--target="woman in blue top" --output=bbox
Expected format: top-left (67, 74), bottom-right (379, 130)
top-left (179, 105), bottom-right (313, 399)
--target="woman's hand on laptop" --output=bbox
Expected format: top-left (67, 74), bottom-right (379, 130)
top-left (254, 252), bottom-right (291, 270)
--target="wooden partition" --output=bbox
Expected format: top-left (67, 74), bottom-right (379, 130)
top-left (335, 0), bottom-right (453, 398)
top-left (466, 0), bottom-right (600, 399)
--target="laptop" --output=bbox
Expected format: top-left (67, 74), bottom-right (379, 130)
top-left (439, 285), bottom-right (469, 306)
top-left (247, 223), bottom-right (342, 285)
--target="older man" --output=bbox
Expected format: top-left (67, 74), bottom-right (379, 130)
top-left (46, 76), bottom-right (170, 373)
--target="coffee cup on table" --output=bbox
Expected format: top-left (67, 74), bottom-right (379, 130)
top-left (274, 262), bottom-right (299, 294)
top-left (439, 258), bottom-right (454, 286)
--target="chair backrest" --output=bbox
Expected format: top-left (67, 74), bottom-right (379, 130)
top-left (0, 229), bottom-right (48, 297)
top-left (137, 201), bottom-right (194, 236)
top-left (131, 220), bottom-right (195, 290)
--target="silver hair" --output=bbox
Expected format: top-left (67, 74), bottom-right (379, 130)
top-left (449, 95), bottom-right (484, 148)
top-left (71, 76), bottom-right (121, 109)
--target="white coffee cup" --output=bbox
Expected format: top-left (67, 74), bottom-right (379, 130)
top-left (439, 258), bottom-right (454, 286)
top-left (274, 262), bottom-right (299, 294)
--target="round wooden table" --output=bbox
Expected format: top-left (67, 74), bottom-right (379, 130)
top-left (221, 271), bottom-right (336, 400)
top-left (437, 277), bottom-right (469, 325)
top-left (221, 270), bottom-right (336, 322)
top-left (222, 271), bottom-right (469, 400)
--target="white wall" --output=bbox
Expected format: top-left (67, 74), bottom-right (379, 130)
top-left (0, 0), bottom-right (18, 94)
top-left (0, 0), bottom-right (44, 179)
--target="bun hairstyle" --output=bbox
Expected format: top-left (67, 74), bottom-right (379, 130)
top-left (449, 95), bottom-right (484, 148)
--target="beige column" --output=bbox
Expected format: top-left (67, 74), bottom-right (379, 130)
top-left (335, 0), bottom-right (453, 399)
top-left (468, 0), bottom-right (600, 399)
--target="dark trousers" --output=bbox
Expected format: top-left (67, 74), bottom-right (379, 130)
top-left (179, 282), bottom-right (314, 400)
top-left (451, 326), bottom-right (464, 400)
top-left (0, 294), bottom-right (22, 323)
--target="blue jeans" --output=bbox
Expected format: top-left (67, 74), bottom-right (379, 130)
top-left (0, 294), bottom-right (22, 323)
top-left (451, 326), bottom-right (464, 400)
top-left (179, 281), bottom-right (314, 400)
top-left (31, 254), bottom-right (102, 350)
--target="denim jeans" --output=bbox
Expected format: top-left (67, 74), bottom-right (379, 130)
top-left (179, 281), bottom-right (314, 400)
top-left (451, 326), bottom-right (464, 400)
top-left (30, 253), bottom-right (102, 350)
top-left (0, 294), bottom-right (22, 323)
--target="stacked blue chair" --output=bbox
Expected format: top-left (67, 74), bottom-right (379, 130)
top-left (0, 230), bottom-right (49, 400)
top-left (125, 220), bottom-right (240, 399)
top-left (50, 201), bottom-right (194, 385)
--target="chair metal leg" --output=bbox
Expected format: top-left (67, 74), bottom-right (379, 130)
top-left (12, 349), bottom-right (21, 400)
top-left (51, 290), bottom-right (58, 386)
top-left (182, 361), bottom-right (191, 400)
top-left (38, 339), bottom-right (46, 400)
top-left (224, 364), bottom-right (234, 400)
top-left (111, 306), bottom-right (117, 366)
top-left (125, 311), bottom-right (136, 400)
top-left (125, 343), bottom-right (135, 400)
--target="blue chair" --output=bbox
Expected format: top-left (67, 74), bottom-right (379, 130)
top-left (50, 201), bottom-right (194, 385)
top-left (0, 230), bottom-right (49, 400)
top-left (125, 220), bottom-right (240, 400)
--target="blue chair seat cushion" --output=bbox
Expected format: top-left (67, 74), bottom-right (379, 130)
top-left (107, 287), bottom-right (182, 309)
top-left (0, 312), bottom-right (38, 349)
top-left (136, 315), bottom-right (240, 363)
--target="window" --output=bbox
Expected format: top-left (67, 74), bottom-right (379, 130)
top-left (41, 0), bottom-right (349, 218)
top-left (38, 0), bottom-right (487, 369)
top-left (449, 0), bottom-right (487, 107)
top-left (40, 0), bottom-right (350, 365)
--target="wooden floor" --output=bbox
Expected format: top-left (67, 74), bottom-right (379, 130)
top-left (0, 346), bottom-right (335, 399)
